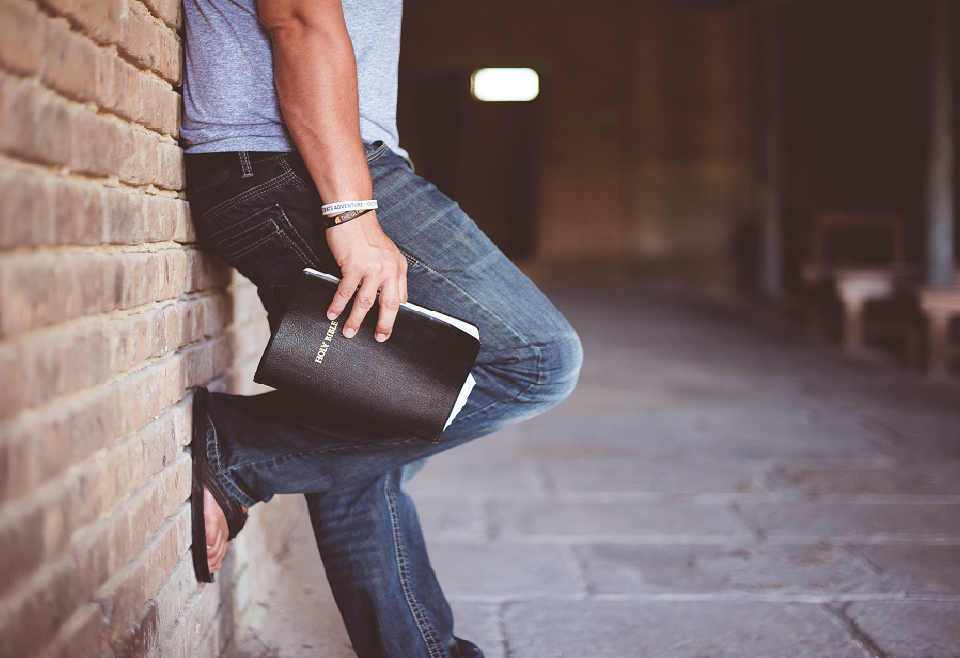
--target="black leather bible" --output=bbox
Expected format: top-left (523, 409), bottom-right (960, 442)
top-left (254, 268), bottom-right (481, 443)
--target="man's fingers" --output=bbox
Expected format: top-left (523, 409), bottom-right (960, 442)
top-left (343, 278), bottom-right (379, 337)
top-left (207, 530), bottom-right (223, 558)
top-left (207, 530), bottom-right (226, 571)
top-left (376, 278), bottom-right (401, 342)
top-left (398, 257), bottom-right (408, 304)
top-left (327, 273), bottom-right (362, 321)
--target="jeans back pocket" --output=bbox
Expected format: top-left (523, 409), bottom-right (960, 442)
top-left (204, 204), bottom-right (288, 264)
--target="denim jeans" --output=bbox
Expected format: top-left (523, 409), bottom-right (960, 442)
top-left (185, 143), bottom-right (583, 658)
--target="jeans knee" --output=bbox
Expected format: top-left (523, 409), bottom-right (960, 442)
top-left (531, 324), bottom-right (583, 408)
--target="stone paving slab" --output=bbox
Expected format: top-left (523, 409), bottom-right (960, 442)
top-left (516, 418), bottom-right (885, 461)
top-left (845, 601), bottom-right (960, 658)
top-left (448, 603), bottom-right (505, 658)
top-left (425, 543), bottom-right (583, 597)
top-left (405, 456), bottom-right (543, 496)
top-left (413, 497), bottom-right (487, 540)
top-left (735, 503), bottom-right (960, 540)
top-left (489, 500), bottom-right (749, 541)
top-left (574, 543), bottom-right (893, 595)
top-left (771, 463), bottom-right (960, 496)
top-left (851, 545), bottom-right (960, 594)
top-left (501, 601), bottom-right (871, 658)
top-left (860, 408), bottom-right (960, 440)
top-left (539, 457), bottom-right (772, 494)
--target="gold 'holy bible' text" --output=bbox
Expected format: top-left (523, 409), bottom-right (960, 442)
top-left (315, 320), bottom-right (339, 365)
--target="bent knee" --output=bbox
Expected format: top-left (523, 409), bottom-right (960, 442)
top-left (530, 324), bottom-right (583, 408)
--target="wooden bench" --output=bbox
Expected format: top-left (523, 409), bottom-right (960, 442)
top-left (800, 211), bottom-right (916, 352)
top-left (918, 285), bottom-right (960, 380)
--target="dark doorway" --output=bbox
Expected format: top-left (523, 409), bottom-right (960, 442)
top-left (399, 73), bottom-right (540, 260)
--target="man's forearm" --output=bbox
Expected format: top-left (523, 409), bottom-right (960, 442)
top-left (257, 0), bottom-right (408, 341)
top-left (261, 0), bottom-right (371, 203)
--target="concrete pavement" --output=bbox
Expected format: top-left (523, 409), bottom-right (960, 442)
top-left (237, 290), bottom-right (960, 658)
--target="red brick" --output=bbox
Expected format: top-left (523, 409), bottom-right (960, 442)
top-left (0, 80), bottom-right (72, 167)
top-left (97, 505), bottom-right (190, 647)
top-left (0, 76), bottom-right (184, 188)
top-left (66, 473), bottom-right (189, 607)
top-left (0, 500), bottom-right (44, 594)
top-left (117, 2), bottom-right (181, 85)
top-left (36, 0), bottom-right (182, 83)
top-left (0, 249), bottom-right (189, 337)
top-left (185, 249), bottom-right (232, 294)
top-left (0, 484), bottom-right (92, 600)
top-left (0, 505), bottom-right (189, 658)
top-left (37, 602), bottom-right (105, 658)
top-left (136, 73), bottom-right (180, 137)
top-left (180, 336), bottom-right (232, 390)
top-left (0, 170), bottom-right (186, 249)
top-left (111, 599), bottom-right (160, 658)
top-left (122, 128), bottom-right (162, 186)
top-left (0, 319), bottom-right (112, 421)
top-left (0, 357), bottom-right (188, 505)
top-left (40, 17), bottom-right (100, 105)
top-left (39, 0), bottom-right (124, 45)
top-left (68, 104), bottom-right (124, 178)
top-left (138, 0), bottom-right (181, 30)
top-left (107, 456), bottom-right (190, 576)
top-left (179, 294), bottom-right (230, 345)
top-left (162, 585), bottom-right (216, 658)
top-left (0, 168), bottom-right (57, 247)
top-left (157, 84), bottom-right (181, 138)
top-left (0, 556), bottom-right (84, 658)
top-left (54, 179), bottom-right (107, 244)
top-left (153, 556), bottom-right (195, 651)
top-left (173, 202), bottom-right (197, 243)
top-left (40, 21), bottom-right (180, 139)
top-left (0, 447), bottom-right (189, 616)
top-left (0, 253), bottom-right (103, 337)
top-left (157, 140), bottom-right (185, 190)
top-left (95, 45), bottom-right (121, 113)
top-left (0, 0), bottom-right (44, 76)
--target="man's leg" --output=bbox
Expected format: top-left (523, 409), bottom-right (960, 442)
top-left (202, 148), bottom-right (582, 501)
top-left (304, 469), bottom-right (458, 658)
top-left (198, 146), bottom-right (582, 502)
top-left (187, 145), bottom-right (581, 657)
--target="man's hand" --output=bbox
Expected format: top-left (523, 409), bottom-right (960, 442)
top-left (325, 213), bottom-right (408, 341)
top-left (259, 0), bottom-right (407, 339)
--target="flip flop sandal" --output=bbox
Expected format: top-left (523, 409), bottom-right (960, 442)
top-left (191, 386), bottom-right (248, 583)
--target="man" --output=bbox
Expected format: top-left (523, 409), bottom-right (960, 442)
top-left (181, 0), bottom-right (582, 656)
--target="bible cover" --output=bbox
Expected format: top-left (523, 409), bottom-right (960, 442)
top-left (254, 268), bottom-right (481, 443)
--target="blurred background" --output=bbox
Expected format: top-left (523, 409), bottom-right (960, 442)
top-left (396, 0), bottom-right (959, 378)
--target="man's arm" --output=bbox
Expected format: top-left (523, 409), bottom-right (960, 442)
top-left (259, 0), bottom-right (407, 341)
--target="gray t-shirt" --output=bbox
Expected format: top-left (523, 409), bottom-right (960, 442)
top-left (181, 0), bottom-right (406, 157)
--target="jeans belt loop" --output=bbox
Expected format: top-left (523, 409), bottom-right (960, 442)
top-left (239, 151), bottom-right (254, 178)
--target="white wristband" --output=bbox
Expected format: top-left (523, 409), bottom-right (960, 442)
top-left (321, 200), bottom-right (378, 216)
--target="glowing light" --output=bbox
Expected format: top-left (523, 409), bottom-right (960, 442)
top-left (471, 68), bottom-right (539, 102)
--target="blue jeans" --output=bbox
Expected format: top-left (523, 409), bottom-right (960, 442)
top-left (185, 143), bottom-right (582, 658)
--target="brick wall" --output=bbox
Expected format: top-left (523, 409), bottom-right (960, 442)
top-left (0, 0), bottom-right (301, 655)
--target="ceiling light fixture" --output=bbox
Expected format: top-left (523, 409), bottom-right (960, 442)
top-left (471, 68), bottom-right (539, 102)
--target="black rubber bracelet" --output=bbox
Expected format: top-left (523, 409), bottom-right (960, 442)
top-left (321, 207), bottom-right (373, 229)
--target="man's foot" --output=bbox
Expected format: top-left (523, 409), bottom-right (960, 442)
top-left (204, 485), bottom-right (249, 572)
top-left (192, 386), bottom-right (250, 582)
